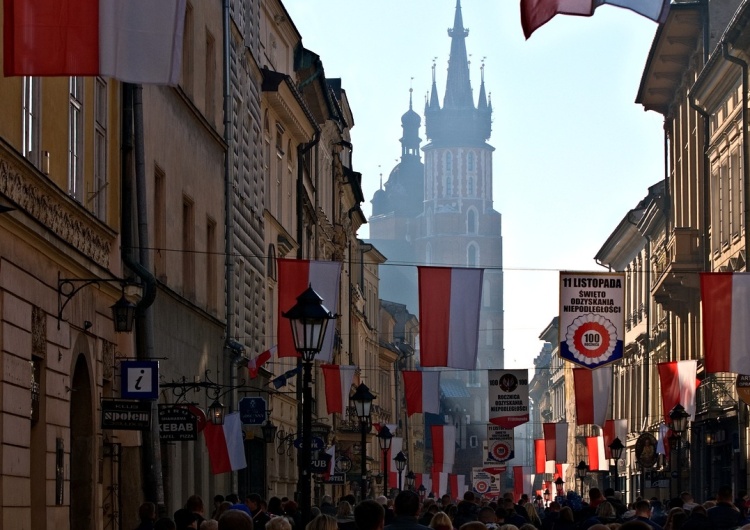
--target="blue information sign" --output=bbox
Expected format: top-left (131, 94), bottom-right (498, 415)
top-left (239, 397), bottom-right (267, 425)
top-left (121, 360), bottom-right (159, 400)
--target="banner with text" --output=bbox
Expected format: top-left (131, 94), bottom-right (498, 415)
top-left (488, 370), bottom-right (529, 428)
top-left (472, 467), bottom-right (501, 498)
top-left (559, 271), bottom-right (625, 369)
top-left (484, 424), bottom-right (515, 464)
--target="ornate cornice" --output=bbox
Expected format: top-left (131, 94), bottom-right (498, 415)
top-left (0, 145), bottom-right (114, 268)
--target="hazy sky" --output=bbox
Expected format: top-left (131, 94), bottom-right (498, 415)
top-left (283, 0), bottom-right (665, 369)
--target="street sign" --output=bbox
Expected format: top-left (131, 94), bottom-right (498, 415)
top-left (311, 454), bottom-right (332, 473)
top-left (239, 396), bottom-right (267, 425)
top-left (101, 399), bottom-right (152, 430)
top-left (324, 474), bottom-right (346, 485)
top-left (293, 436), bottom-right (325, 451)
top-left (121, 360), bottom-right (159, 400)
top-left (158, 405), bottom-right (198, 441)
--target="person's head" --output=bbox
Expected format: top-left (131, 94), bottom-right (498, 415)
top-left (430, 511), bottom-right (453, 530)
top-left (267, 497), bottom-right (283, 514)
top-left (321, 495), bottom-right (333, 506)
top-left (604, 488), bottom-right (615, 498)
top-left (201, 521), bottom-right (219, 530)
top-left (226, 494), bottom-right (240, 504)
top-left (215, 502), bottom-right (232, 520)
top-left (306, 514), bottom-right (337, 530)
top-left (586, 525), bottom-right (609, 530)
top-left (459, 523), bottom-right (487, 530)
top-left (246, 494), bottom-right (263, 513)
top-left (478, 507), bottom-right (497, 524)
top-left (394, 490), bottom-right (421, 517)
top-left (548, 501), bottom-right (560, 513)
top-left (156, 518), bottom-right (177, 530)
top-left (664, 507), bottom-right (687, 529)
top-left (703, 500), bottom-right (716, 509)
top-left (187, 495), bottom-right (206, 515)
top-left (215, 496), bottom-right (226, 507)
top-left (336, 500), bottom-right (353, 518)
top-left (354, 500), bottom-right (386, 530)
top-left (596, 502), bottom-right (616, 519)
top-left (266, 516), bottom-right (292, 530)
top-left (284, 501), bottom-right (299, 514)
top-left (498, 525), bottom-right (520, 530)
top-left (518, 525), bottom-right (538, 530)
top-left (559, 507), bottom-right (574, 523)
top-left (343, 495), bottom-right (356, 506)
top-left (680, 491), bottom-right (694, 503)
top-left (689, 505), bottom-right (707, 517)
top-left (589, 488), bottom-right (602, 501)
top-left (139, 502), bottom-right (158, 522)
top-left (717, 485), bottom-right (734, 502)
top-left (464, 491), bottom-right (477, 503)
top-left (218, 510), bottom-right (253, 530)
top-left (441, 494), bottom-right (452, 507)
top-left (523, 503), bottom-right (540, 523)
top-left (634, 500), bottom-right (651, 517)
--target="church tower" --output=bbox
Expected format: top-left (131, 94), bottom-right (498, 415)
top-left (419, 0), bottom-right (503, 371)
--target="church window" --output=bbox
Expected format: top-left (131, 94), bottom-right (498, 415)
top-left (468, 152), bottom-right (475, 172)
top-left (468, 177), bottom-right (475, 196)
top-left (483, 278), bottom-right (491, 307)
top-left (446, 176), bottom-right (453, 197)
top-left (445, 152), bottom-right (453, 175)
top-left (467, 209), bottom-right (477, 234)
top-left (468, 244), bottom-right (478, 267)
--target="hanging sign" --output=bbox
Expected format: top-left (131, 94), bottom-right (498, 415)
top-left (120, 360), bottom-right (159, 400)
top-left (101, 399), bottom-right (152, 430)
top-left (737, 375), bottom-right (750, 404)
top-left (484, 424), bottom-right (515, 464)
top-left (488, 369), bottom-right (529, 428)
top-left (239, 397), bottom-right (267, 425)
top-left (158, 405), bottom-right (198, 441)
top-left (559, 271), bottom-right (625, 369)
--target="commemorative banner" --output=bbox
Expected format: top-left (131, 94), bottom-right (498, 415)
top-left (559, 271), bottom-right (625, 369)
top-left (484, 424), bottom-right (514, 464)
top-left (472, 467), bottom-right (501, 498)
top-left (488, 370), bottom-right (529, 428)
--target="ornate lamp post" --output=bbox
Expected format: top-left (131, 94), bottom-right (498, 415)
top-left (283, 286), bottom-right (336, 524)
top-left (394, 451), bottom-right (407, 492)
top-left (669, 403), bottom-right (690, 495)
top-left (554, 476), bottom-right (565, 498)
top-left (418, 483), bottom-right (427, 501)
top-left (377, 425), bottom-right (393, 495)
top-left (352, 383), bottom-right (375, 501)
top-left (261, 420), bottom-right (278, 443)
top-left (406, 470), bottom-right (416, 491)
top-left (608, 437), bottom-right (625, 492)
top-left (576, 460), bottom-right (589, 497)
top-left (543, 489), bottom-right (550, 507)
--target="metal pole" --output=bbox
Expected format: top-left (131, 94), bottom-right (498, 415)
top-left (360, 421), bottom-right (367, 501)
top-left (300, 361), bottom-right (313, 525)
top-left (398, 471), bottom-right (403, 492)
top-left (383, 450), bottom-right (389, 496)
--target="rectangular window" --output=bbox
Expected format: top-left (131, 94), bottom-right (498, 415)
top-left (732, 149), bottom-right (742, 240)
top-left (92, 78), bottom-right (108, 220)
top-left (68, 77), bottom-right (84, 200)
top-left (23, 76), bottom-right (41, 167)
top-left (205, 30), bottom-right (216, 124)
top-left (206, 218), bottom-right (217, 312)
top-left (182, 197), bottom-right (195, 299)
top-left (154, 167), bottom-right (167, 279)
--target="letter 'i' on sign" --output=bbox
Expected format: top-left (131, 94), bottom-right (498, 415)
top-left (120, 360), bottom-right (159, 399)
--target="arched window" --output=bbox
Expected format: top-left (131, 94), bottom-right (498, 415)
top-left (445, 151), bottom-right (453, 175)
top-left (468, 244), bottom-right (478, 267)
top-left (445, 176), bottom-right (453, 197)
top-left (468, 152), bottom-right (475, 172)
top-left (467, 177), bottom-right (475, 196)
top-left (467, 209), bottom-right (477, 234)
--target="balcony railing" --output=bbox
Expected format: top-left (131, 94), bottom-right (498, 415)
top-left (696, 373), bottom-right (738, 416)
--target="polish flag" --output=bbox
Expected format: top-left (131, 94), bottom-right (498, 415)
top-left (403, 371), bottom-right (440, 416)
top-left (431, 425), bottom-right (457, 471)
top-left (321, 365), bottom-right (357, 415)
top-left (415, 473), bottom-right (432, 493)
top-left (513, 466), bottom-right (535, 502)
top-left (418, 267), bottom-right (483, 369)
top-left (658, 361), bottom-right (698, 422)
top-left (277, 259), bottom-right (341, 362)
top-left (573, 366), bottom-right (612, 426)
top-left (432, 471), bottom-right (449, 497)
top-left (543, 423), bottom-right (556, 463)
top-left (549, 423), bottom-right (568, 462)
top-left (534, 439), bottom-right (547, 474)
top-left (449, 474), bottom-right (467, 499)
top-left (203, 412), bottom-right (246, 474)
top-left (388, 437), bottom-right (403, 488)
top-left (248, 346), bottom-right (275, 379)
top-left (520, 0), bottom-right (669, 39)
top-left (657, 422), bottom-right (671, 459)
top-left (322, 445), bottom-right (336, 481)
top-left (700, 272), bottom-right (750, 374)
top-left (603, 419), bottom-right (628, 459)
top-left (586, 436), bottom-right (608, 471)
top-left (4, 0), bottom-right (186, 85)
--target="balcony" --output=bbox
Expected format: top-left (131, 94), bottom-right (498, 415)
top-left (651, 228), bottom-right (702, 313)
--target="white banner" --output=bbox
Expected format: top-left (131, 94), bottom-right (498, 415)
top-left (484, 424), bottom-right (515, 464)
top-left (488, 370), bottom-right (529, 428)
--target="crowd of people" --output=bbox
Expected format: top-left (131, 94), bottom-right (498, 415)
top-left (133, 484), bottom-right (750, 530)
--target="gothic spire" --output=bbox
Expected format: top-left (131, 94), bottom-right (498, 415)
top-left (443, 0), bottom-right (473, 109)
top-left (428, 59), bottom-right (440, 111)
top-left (478, 60), bottom-right (488, 110)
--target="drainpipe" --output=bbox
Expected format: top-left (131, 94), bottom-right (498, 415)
top-left (722, 39), bottom-right (750, 497)
top-left (123, 83), bottom-right (163, 506)
top-left (688, 94), bottom-right (711, 274)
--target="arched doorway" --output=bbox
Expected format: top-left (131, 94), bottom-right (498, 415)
top-left (70, 353), bottom-right (94, 530)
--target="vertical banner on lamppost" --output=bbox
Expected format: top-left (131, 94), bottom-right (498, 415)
top-left (484, 424), bottom-right (515, 464)
top-left (488, 370), bottom-right (529, 428)
top-left (559, 271), bottom-right (625, 369)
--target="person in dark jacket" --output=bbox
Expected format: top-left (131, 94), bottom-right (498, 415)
top-left (136, 502), bottom-right (157, 530)
top-left (384, 491), bottom-right (432, 530)
top-left (680, 504), bottom-right (709, 530)
top-left (708, 485), bottom-right (743, 530)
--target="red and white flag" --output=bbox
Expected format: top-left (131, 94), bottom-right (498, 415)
top-left (543, 423), bottom-right (556, 464)
top-left (603, 419), bottom-right (628, 459)
top-left (203, 412), bottom-right (246, 474)
top-left (449, 474), bottom-right (467, 499)
top-left (322, 445), bottom-right (336, 481)
top-left (701, 272), bottom-right (750, 374)
top-left (418, 267), bottom-right (483, 369)
top-left (513, 466), bottom-right (535, 502)
top-left (520, 0), bottom-right (669, 39)
top-left (415, 473), bottom-right (432, 493)
top-left (573, 366), bottom-right (612, 427)
top-left (544, 422), bottom-right (568, 462)
top-left (403, 371), bottom-right (440, 416)
top-left (658, 360), bottom-right (698, 421)
top-left (277, 259), bottom-right (341, 362)
top-left (431, 424), bottom-right (457, 472)
top-left (4, 0), bottom-right (186, 85)
top-left (586, 436), bottom-right (608, 471)
top-left (432, 471), bottom-right (449, 497)
top-left (321, 364), bottom-right (357, 415)
top-left (248, 346), bottom-right (275, 379)
top-left (388, 437), bottom-right (403, 488)
top-left (534, 439), bottom-right (547, 474)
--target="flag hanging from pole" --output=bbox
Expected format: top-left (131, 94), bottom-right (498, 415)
top-left (657, 360), bottom-right (698, 422)
top-left (403, 371), bottom-right (441, 416)
top-left (248, 346), bottom-right (275, 379)
top-left (603, 419), bottom-right (628, 459)
top-left (4, 0), bottom-right (187, 85)
top-left (203, 412), bottom-right (247, 474)
top-left (418, 266), bottom-right (483, 369)
top-left (534, 439), bottom-right (547, 474)
top-left (321, 364), bottom-right (357, 415)
top-left (431, 425), bottom-right (457, 472)
top-left (700, 272), bottom-right (750, 374)
top-left (573, 366), bottom-right (611, 426)
top-left (586, 436), bottom-right (608, 471)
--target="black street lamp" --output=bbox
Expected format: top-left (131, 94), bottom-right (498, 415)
top-left (283, 286), bottom-right (336, 525)
top-left (608, 437), bottom-right (625, 492)
top-left (261, 420), bottom-right (278, 443)
top-left (208, 399), bottom-right (225, 425)
top-left (406, 470), bottom-right (416, 491)
top-left (669, 403), bottom-right (690, 495)
top-left (377, 425), bottom-right (393, 495)
top-left (554, 476), bottom-right (565, 498)
top-left (576, 460), bottom-right (588, 496)
top-left (394, 451), bottom-right (407, 492)
top-left (418, 483), bottom-right (427, 501)
top-left (352, 383), bottom-right (375, 501)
